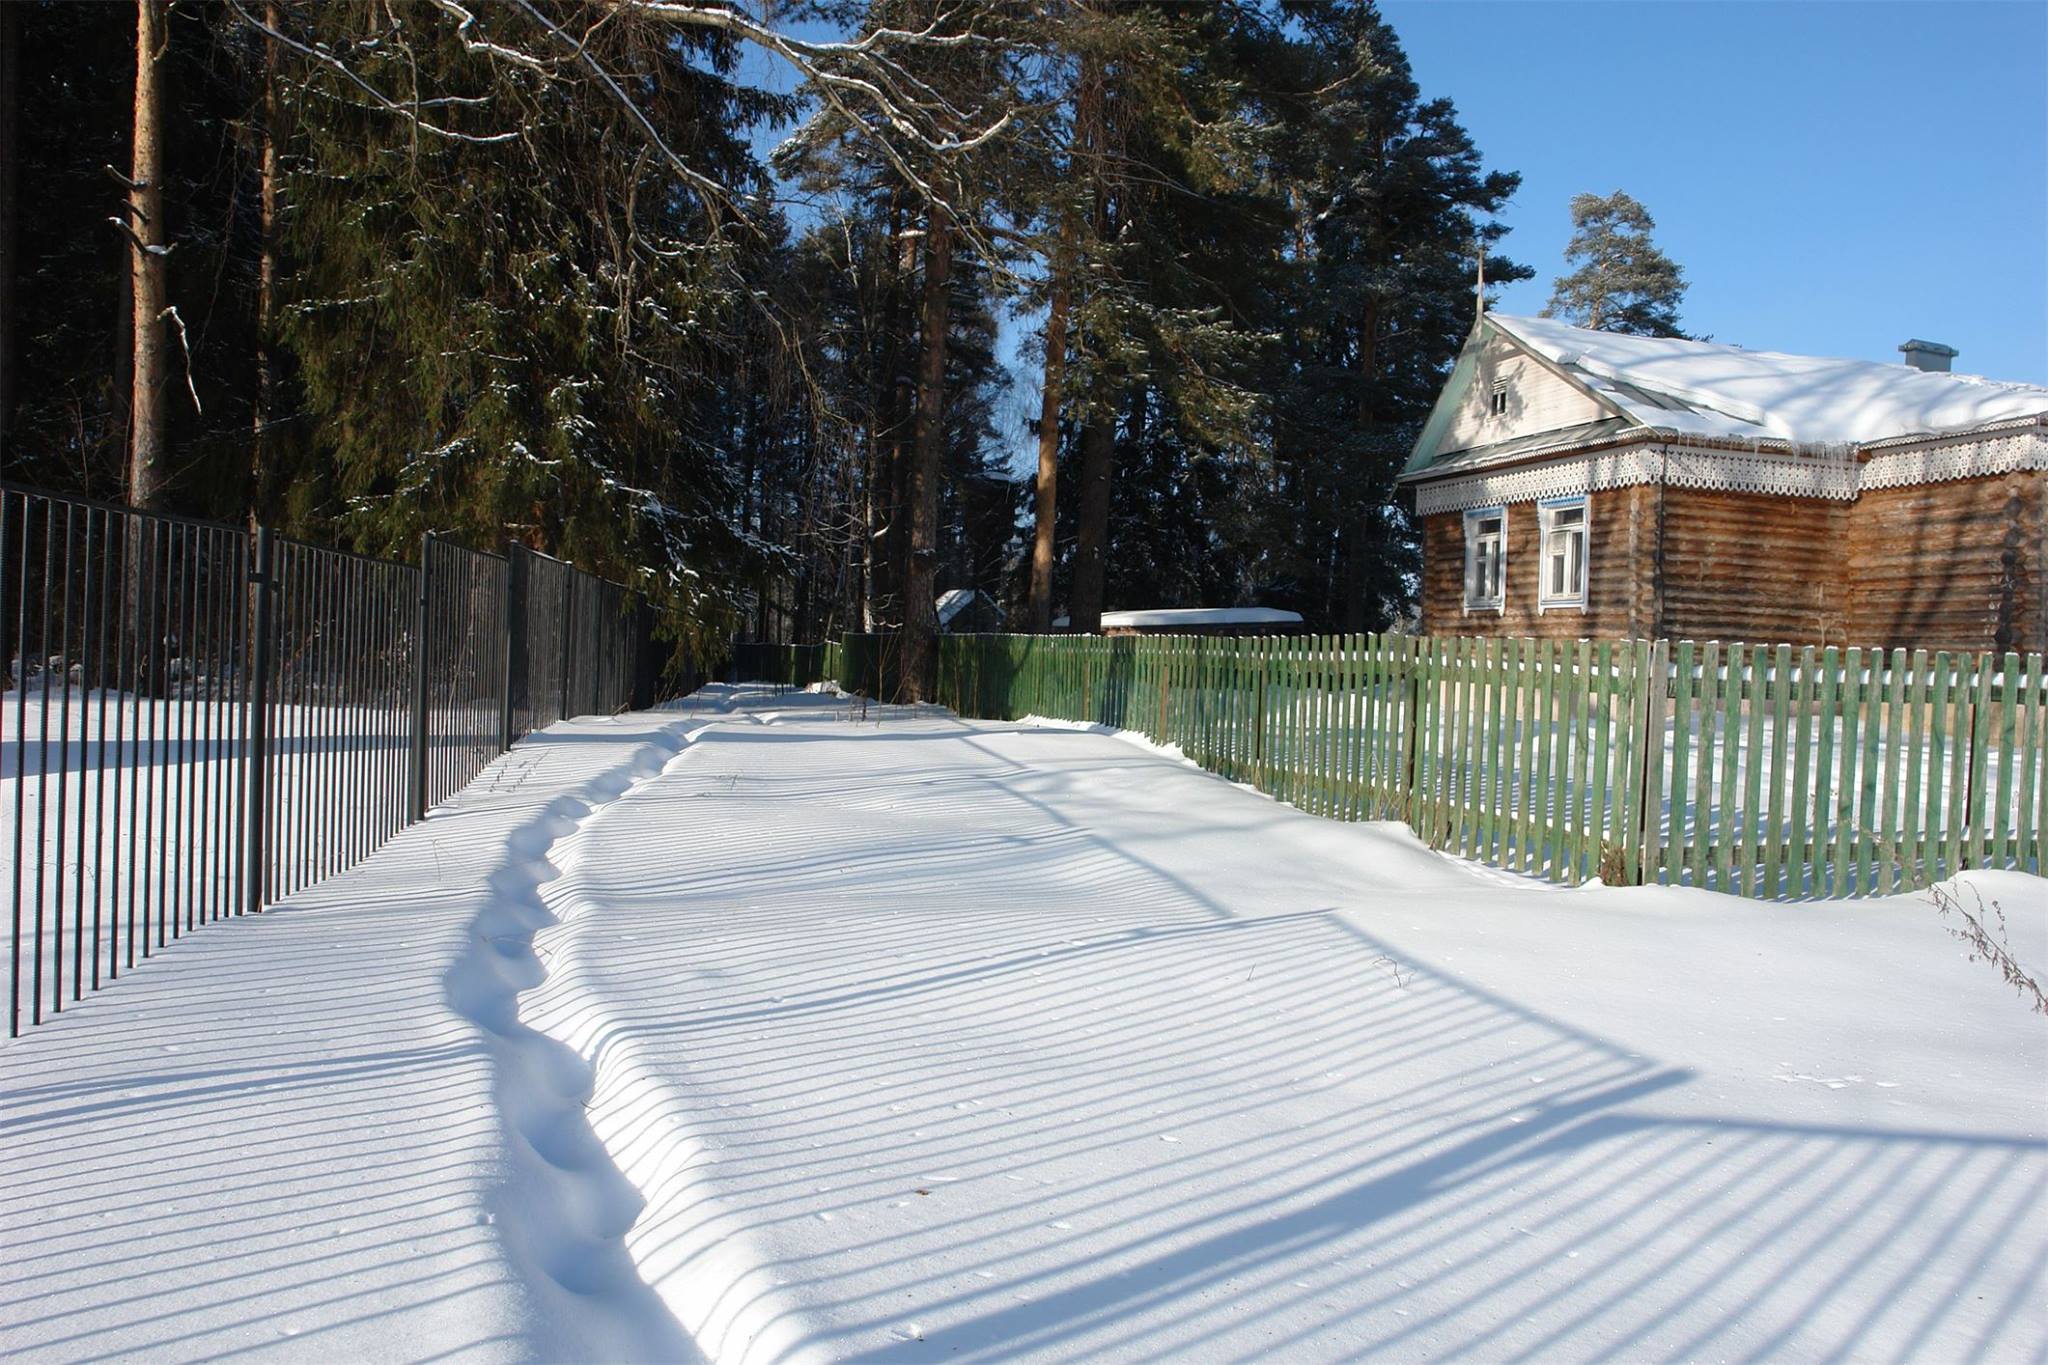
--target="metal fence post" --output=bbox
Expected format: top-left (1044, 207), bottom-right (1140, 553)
top-left (501, 543), bottom-right (524, 751)
top-left (408, 533), bottom-right (434, 823)
top-left (559, 571), bottom-right (574, 723)
top-left (244, 526), bottom-right (275, 915)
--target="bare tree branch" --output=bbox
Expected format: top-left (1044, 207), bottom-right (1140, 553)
top-left (423, 0), bottom-right (558, 73)
top-left (504, 0), bottom-right (734, 219)
top-left (159, 305), bottom-right (203, 417)
top-left (220, 0), bottom-right (523, 146)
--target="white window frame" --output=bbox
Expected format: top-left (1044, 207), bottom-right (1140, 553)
top-left (1537, 495), bottom-right (1590, 611)
top-left (1462, 506), bottom-right (1506, 613)
top-left (1489, 379), bottom-right (1509, 417)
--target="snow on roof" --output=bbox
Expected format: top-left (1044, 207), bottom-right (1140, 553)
top-left (1491, 314), bottom-right (2048, 446)
top-left (1061, 607), bottom-right (1304, 629)
top-left (935, 588), bottom-right (988, 628)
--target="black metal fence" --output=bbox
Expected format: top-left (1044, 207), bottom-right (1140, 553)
top-left (730, 633), bottom-right (903, 701)
top-left (511, 545), bottom-right (643, 738)
top-left (3, 481), bottom-right (665, 1036)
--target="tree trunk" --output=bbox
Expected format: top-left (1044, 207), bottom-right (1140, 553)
top-left (1343, 292), bottom-right (1381, 633)
top-left (742, 401), bottom-right (765, 640)
top-left (0, 1), bottom-right (19, 473)
top-left (899, 206), bottom-right (952, 702)
top-left (1067, 402), bottom-right (1114, 634)
top-left (250, 0), bottom-right (278, 527)
top-left (867, 196), bottom-right (913, 630)
top-left (1065, 44), bottom-right (1114, 636)
top-left (127, 0), bottom-right (167, 511)
top-left (1026, 237), bottom-right (1072, 633)
top-left (859, 434), bottom-right (877, 631)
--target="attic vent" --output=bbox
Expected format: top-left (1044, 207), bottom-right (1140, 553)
top-left (1899, 339), bottom-right (1959, 373)
top-left (1489, 379), bottom-right (1509, 416)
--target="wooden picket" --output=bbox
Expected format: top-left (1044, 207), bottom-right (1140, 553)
top-left (737, 629), bottom-right (2045, 900)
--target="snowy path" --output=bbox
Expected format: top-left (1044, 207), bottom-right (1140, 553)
top-left (0, 704), bottom-right (721, 1363)
top-left (2, 685), bottom-right (2044, 1363)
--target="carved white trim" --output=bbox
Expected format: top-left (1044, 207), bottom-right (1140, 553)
top-left (1414, 446), bottom-right (1664, 515)
top-left (1659, 446), bottom-right (1857, 500)
top-left (1413, 430), bottom-right (2042, 516)
top-left (1860, 431), bottom-right (2046, 489)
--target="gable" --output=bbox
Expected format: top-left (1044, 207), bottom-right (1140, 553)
top-left (1445, 329), bottom-right (1615, 455)
top-left (1406, 321), bottom-right (1622, 477)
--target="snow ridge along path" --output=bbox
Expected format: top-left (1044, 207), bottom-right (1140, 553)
top-left (524, 702), bottom-right (826, 1365)
top-left (0, 707), bottom-right (730, 1363)
top-left (444, 713), bottom-right (709, 1363)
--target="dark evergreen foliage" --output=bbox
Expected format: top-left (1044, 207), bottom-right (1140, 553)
top-left (0, 0), bottom-right (1531, 657)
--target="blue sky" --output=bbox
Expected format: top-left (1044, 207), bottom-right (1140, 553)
top-left (1387, 0), bottom-right (2047, 384)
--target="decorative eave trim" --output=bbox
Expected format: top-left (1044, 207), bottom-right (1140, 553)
top-left (1861, 429), bottom-right (2047, 490)
top-left (1413, 443), bottom-right (1859, 516)
top-left (1412, 428), bottom-right (2046, 516)
top-left (1403, 411), bottom-right (2048, 488)
top-left (1858, 412), bottom-right (2047, 452)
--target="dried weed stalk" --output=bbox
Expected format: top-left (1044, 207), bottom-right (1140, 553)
top-left (1930, 881), bottom-right (2046, 1017)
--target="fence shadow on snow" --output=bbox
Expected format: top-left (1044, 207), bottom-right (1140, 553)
top-left (508, 697), bottom-right (2044, 1360)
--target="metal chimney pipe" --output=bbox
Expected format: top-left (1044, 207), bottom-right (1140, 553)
top-left (1899, 339), bottom-right (1959, 373)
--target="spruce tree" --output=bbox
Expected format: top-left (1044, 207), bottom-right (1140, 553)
top-left (1543, 190), bottom-right (1692, 338)
top-left (276, 2), bottom-right (787, 649)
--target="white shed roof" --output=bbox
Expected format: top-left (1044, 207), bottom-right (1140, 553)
top-left (1051, 607), bottom-right (1304, 630)
top-left (936, 588), bottom-right (998, 628)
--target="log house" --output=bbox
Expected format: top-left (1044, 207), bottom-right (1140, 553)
top-left (1399, 314), bottom-right (2048, 651)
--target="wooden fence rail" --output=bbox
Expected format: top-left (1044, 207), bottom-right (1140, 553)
top-left (730, 632), bottom-right (2045, 901)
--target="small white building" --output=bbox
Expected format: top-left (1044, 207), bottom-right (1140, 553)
top-left (936, 589), bottom-right (1005, 634)
top-left (1052, 607), bottom-right (1305, 637)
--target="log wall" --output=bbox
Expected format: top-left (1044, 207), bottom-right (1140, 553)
top-left (1656, 488), bottom-right (1850, 646)
top-left (1419, 487), bottom-right (1654, 639)
top-left (1847, 471), bottom-right (2044, 653)
top-left (1417, 471), bottom-right (2048, 652)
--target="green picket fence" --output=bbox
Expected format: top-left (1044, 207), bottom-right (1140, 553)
top-left (734, 631), bottom-right (2046, 901)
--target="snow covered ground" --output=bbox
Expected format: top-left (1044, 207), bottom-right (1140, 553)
top-left (2, 684), bottom-right (2042, 1363)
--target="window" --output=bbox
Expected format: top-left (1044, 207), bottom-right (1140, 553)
top-left (1463, 507), bottom-right (1505, 611)
top-left (1539, 498), bottom-right (1589, 609)
top-left (1489, 380), bottom-right (1509, 417)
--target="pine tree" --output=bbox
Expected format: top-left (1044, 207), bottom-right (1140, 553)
top-left (1253, 0), bottom-right (1530, 630)
top-left (1543, 190), bottom-right (1691, 338)
top-left (1062, 1), bottom-right (1276, 633)
top-left (776, 0), bottom-right (1023, 696)
top-left (124, 0), bottom-right (168, 510)
top-left (250, 0), bottom-right (282, 528)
